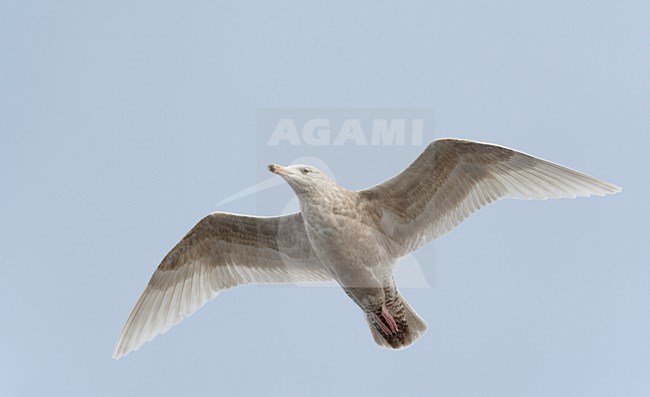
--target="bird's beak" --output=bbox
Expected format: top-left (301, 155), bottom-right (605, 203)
top-left (268, 164), bottom-right (289, 176)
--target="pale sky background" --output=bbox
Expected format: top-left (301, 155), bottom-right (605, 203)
top-left (2, 1), bottom-right (649, 396)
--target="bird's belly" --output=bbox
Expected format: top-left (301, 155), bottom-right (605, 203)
top-left (304, 215), bottom-right (392, 287)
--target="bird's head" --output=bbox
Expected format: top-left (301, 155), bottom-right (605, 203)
top-left (267, 163), bottom-right (336, 195)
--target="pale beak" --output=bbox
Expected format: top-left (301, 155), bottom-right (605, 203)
top-left (268, 164), bottom-right (289, 176)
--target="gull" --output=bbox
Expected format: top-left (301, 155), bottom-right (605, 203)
top-left (113, 138), bottom-right (620, 358)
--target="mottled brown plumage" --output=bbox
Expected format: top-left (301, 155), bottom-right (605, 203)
top-left (113, 138), bottom-right (620, 358)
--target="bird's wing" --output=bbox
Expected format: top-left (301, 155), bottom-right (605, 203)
top-left (360, 138), bottom-right (620, 258)
top-left (113, 212), bottom-right (329, 359)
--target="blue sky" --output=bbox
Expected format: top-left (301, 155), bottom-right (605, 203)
top-left (1, 1), bottom-right (648, 396)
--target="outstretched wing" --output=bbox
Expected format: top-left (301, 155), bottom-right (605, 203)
top-left (360, 138), bottom-right (621, 258)
top-left (113, 212), bottom-right (329, 359)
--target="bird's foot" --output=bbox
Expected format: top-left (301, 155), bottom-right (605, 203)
top-left (372, 304), bottom-right (399, 335)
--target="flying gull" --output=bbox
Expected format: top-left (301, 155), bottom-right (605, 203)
top-left (113, 138), bottom-right (620, 358)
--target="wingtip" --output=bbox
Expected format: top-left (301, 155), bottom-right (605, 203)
top-left (112, 347), bottom-right (125, 360)
top-left (599, 182), bottom-right (622, 195)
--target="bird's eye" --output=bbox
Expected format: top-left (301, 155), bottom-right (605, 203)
top-left (301, 168), bottom-right (311, 174)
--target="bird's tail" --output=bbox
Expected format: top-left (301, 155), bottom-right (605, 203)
top-left (365, 291), bottom-right (428, 349)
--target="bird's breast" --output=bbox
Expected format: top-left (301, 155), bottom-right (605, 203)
top-left (301, 208), bottom-right (392, 271)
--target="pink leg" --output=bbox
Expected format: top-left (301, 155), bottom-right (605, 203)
top-left (372, 304), bottom-right (399, 335)
top-left (381, 304), bottom-right (399, 334)
top-left (372, 312), bottom-right (392, 335)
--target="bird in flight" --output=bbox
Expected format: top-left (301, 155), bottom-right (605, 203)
top-left (113, 138), bottom-right (620, 358)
